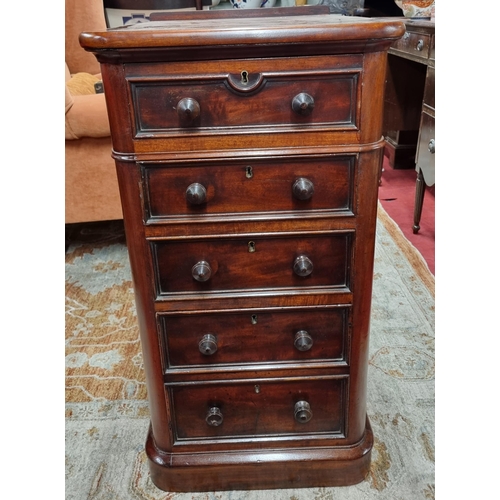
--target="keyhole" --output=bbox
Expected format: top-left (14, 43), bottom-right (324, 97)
top-left (251, 314), bottom-right (258, 325)
top-left (241, 70), bottom-right (249, 84)
top-left (248, 241), bottom-right (256, 253)
top-left (245, 166), bottom-right (253, 179)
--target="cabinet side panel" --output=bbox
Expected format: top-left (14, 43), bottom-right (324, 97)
top-left (114, 160), bottom-right (173, 451)
top-left (99, 64), bottom-right (136, 154)
top-left (347, 147), bottom-right (383, 442)
top-left (359, 51), bottom-right (389, 144)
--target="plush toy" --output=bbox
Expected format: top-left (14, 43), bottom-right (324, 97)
top-left (66, 72), bottom-right (102, 96)
top-left (65, 65), bottom-right (109, 140)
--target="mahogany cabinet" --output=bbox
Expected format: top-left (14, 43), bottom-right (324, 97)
top-left (80, 13), bottom-right (404, 492)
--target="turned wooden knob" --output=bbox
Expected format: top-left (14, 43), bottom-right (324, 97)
top-left (186, 183), bottom-right (207, 205)
top-left (294, 330), bottom-right (313, 351)
top-left (199, 334), bottom-right (218, 355)
top-left (292, 93), bottom-right (315, 115)
top-left (177, 97), bottom-right (200, 125)
top-left (294, 401), bottom-right (313, 423)
top-left (206, 407), bottom-right (223, 427)
top-left (292, 177), bottom-right (314, 200)
top-left (293, 255), bottom-right (313, 277)
top-left (192, 261), bottom-right (212, 282)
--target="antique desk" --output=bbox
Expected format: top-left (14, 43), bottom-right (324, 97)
top-left (80, 13), bottom-right (404, 492)
top-left (383, 18), bottom-right (435, 232)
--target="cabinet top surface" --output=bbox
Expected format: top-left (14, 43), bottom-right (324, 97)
top-left (80, 15), bottom-right (405, 51)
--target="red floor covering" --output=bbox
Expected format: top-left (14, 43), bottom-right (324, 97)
top-left (378, 154), bottom-right (435, 275)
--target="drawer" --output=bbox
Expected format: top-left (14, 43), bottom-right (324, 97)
top-left (159, 306), bottom-right (349, 370)
top-left (169, 377), bottom-right (346, 441)
top-left (151, 232), bottom-right (352, 296)
top-left (391, 30), bottom-right (431, 61)
top-left (128, 56), bottom-right (361, 138)
top-left (422, 65), bottom-right (434, 110)
top-left (416, 112), bottom-right (435, 186)
top-left (142, 156), bottom-right (355, 221)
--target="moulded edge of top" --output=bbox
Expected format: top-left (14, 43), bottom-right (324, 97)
top-left (79, 16), bottom-right (406, 51)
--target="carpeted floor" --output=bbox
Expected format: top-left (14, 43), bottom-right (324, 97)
top-left (378, 154), bottom-right (435, 275)
top-left (65, 204), bottom-right (435, 499)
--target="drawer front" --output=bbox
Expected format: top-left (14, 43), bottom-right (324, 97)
top-left (160, 306), bottom-right (349, 370)
top-left (416, 112), bottom-right (435, 186)
top-left (143, 156), bottom-right (355, 221)
top-left (170, 377), bottom-right (346, 441)
top-left (151, 232), bottom-right (351, 296)
top-left (423, 65), bottom-right (435, 110)
top-left (391, 30), bottom-right (431, 61)
top-left (129, 57), bottom-right (361, 137)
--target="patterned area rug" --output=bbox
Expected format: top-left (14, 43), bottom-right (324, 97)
top-left (65, 204), bottom-right (435, 499)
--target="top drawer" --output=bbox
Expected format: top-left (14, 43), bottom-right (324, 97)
top-left (390, 30), bottom-right (431, 62)
top-left (125, 56), bottom-right (364, 147)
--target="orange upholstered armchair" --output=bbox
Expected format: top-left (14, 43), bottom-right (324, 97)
top-left (65, 0), bottom-right (122, 224)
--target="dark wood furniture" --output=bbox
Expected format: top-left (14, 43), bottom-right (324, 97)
top-left (80, 13), bottom-right (404, 492)
top-left (410, 21), bottom-right (435, 233)
top-left (383, 18), bottom-right (435, 233)
top-left (383, 18), bottom-right (435, 173)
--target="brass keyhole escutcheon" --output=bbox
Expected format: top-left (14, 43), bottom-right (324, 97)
top-left (254, 385), bottom-right (260, 394)
top-left (241, 70), bottom-right (249, 85)
top-left (251, 314), bottom-right (258, 325)
top-left (248, 241), bottom-right (256, 253)
top-left (245, 166), bottom-right (253, 179)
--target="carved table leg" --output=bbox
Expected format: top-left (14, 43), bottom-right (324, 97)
top-left (413, 168), bottom-right (425, 234)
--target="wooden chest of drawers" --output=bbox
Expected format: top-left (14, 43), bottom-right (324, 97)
top-left (80, 13), bottom-right (404, 492)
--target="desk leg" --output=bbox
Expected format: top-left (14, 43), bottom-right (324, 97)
top-left (413, 168), bottom-right (425, 234)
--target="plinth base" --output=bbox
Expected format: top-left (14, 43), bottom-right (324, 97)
top-left (146, 417), bottom-right (373, 492)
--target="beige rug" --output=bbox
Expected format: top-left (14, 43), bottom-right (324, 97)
top-left (65, 204), bottom-right (435, 499)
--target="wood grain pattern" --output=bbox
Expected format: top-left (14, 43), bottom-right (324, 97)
top-left (170, 377), bottom-right (346, 440)
top-left (160, 305), bottom-right (349, 369)
top-left (80, 12), bottom-right (404, 492)
top-left (131, 72), bottom-right (357, 132)
top-left (151, 231), bottom-right (352, 295)
top-left (142, 155), bottom-right (354, 220)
